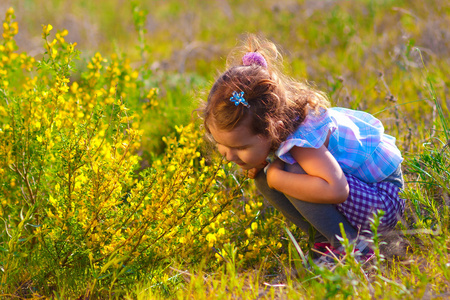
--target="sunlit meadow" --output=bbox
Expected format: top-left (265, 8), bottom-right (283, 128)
top-left (0, 0), bottom-right (449, 299)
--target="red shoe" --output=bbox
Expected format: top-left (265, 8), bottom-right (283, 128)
top-left (312, 242), bottom-right (375, 265)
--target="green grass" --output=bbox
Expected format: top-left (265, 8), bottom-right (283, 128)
top-left (1, 0), bottom-right (450, 298)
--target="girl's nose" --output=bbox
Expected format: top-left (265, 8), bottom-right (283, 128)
top-left (225, 149), bottom-right (237, 162)
top-left (219, 145), bottom-right (236, 162)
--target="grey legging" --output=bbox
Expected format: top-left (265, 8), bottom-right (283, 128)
top-left (254, 163), bottom-right (358, 248)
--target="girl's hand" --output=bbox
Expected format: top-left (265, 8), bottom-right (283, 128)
top-left (246, 161), bottom-right (268, 179)
top-left (266, 158), bottom-right (284, 188)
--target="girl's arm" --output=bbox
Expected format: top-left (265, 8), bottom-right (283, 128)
top-left (266, 145), bottom-right (349, 204)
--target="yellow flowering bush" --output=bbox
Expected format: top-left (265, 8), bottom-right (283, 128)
top-left (0, 8), bottom-right (241, 296)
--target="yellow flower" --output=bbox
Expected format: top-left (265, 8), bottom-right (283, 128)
top-left (42, 24), bottom-right (53, 38)
top-left (206, 233), bottom-right (217, 244)
top-left (0, 106), bottom-right (7, 116)
top-left (251, 222), bottom-right (258, 231)
top-left (34, 121), bottom-right (41, 130)
top-left (218, 227), bottom-right (226, 236)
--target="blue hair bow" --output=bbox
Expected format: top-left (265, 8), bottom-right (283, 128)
top-left (229, 91), bottom-right (250, 107)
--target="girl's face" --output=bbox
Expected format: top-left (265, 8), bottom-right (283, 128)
top-left (209, 117), bottom-right (272, 170)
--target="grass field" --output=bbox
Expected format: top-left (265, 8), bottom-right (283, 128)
top-left (0, 0), bottom-right (449, 299)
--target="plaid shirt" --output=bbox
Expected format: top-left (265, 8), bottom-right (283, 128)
top-left (276, 107), bottom-right (403, 183)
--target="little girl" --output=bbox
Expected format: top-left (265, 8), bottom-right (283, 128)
top-left (201, 35), bottom-right (405, 258)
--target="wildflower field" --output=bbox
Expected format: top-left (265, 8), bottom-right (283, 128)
top-left (0, 0), bottom-right (449, 299)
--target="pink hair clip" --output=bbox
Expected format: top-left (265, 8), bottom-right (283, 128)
top-left (242, 52), bottom-right (267, 68)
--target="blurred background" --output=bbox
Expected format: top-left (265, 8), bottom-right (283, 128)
top-left (1, 0), bottom-right (449, 155)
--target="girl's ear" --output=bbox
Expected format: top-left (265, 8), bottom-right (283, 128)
top-left (276, 120), bottom-right (284, 129)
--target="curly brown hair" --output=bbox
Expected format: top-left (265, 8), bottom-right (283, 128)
top-left (202, 34), bottom-right (329, 150)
